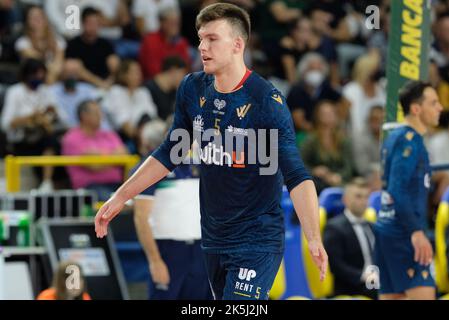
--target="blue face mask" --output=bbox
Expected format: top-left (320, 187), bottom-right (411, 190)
top-left (28, 78), bottom-right (43, 90)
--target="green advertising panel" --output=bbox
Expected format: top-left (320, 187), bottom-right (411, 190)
top-left (385, 0), bottom-right (431, 127)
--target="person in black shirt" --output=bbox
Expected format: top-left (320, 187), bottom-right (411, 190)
top-left (287, 52), bottom-right (349, 134)
top-left (144, 56), bottom-right (187, 120)
top-left (65, 7), bottom-right (120, 89)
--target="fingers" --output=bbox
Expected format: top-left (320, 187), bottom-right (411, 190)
top-left (414, 243), bottom-right (433, 266)
top-left (319, 249), bottom-right (328, 281)
top-left (414, 245), bottom-right (420, 264)
top-left (95, 205), bottom-right (110, 238)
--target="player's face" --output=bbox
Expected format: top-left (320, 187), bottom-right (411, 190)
top-left (198, 19), bottom-right (241, 74)
top-left (419, 87), bottom-right (443, 128)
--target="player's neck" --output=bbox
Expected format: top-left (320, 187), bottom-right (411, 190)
top-left (404, 117), bottom-right (427, 135)
top-left (214, 61), bottom-right (248, 93)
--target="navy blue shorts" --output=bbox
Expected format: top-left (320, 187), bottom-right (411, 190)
top-left (374, 231), bottom-right (435, 294)
top-left (204, 251), bottom-right (283, 300)
top-left (148, 240), bottom-right (213, 300)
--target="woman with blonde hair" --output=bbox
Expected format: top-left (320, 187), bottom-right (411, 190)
top-left (15, 5), bottom-right (65, 84)
top-left (300, 100), bottom-right (356, 194)
top-left (342, 50), bottom-right (386, 139)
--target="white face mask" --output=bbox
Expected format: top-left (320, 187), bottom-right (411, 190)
top-left (304, 70), bottom-right (325, 88)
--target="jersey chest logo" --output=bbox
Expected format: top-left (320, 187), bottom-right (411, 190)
top-left (236, 104), bottom-right (251, 119)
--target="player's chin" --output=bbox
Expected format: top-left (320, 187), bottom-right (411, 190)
top-left (203, 66), bottom-right (215, 74)
top-left (202, 62), bottom-right (217, 73)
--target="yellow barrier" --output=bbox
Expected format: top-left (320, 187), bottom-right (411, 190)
top-left (435, 202), bottom-right (449, 294)
top-left (5, 154), bottom-right (140, 192)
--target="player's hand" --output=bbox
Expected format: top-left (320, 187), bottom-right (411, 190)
top-left (308, 239), bottom-right (328, 281)
top-left (150, 259), bottom-right (170, 287)
top-left (95, 195), bottom-right (125, 238)
top-left (411, 231), bottom-right (433, 266)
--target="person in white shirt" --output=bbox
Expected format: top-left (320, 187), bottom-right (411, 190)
top-left (15, 5), bottom-right (66, 84)
top-left (427, 119), bottom-right (449, 175)
top-left (1, 58), bottom-right (66, 191)
top-left (343, 50), bottom-right (386, 140)
top-left (103, 60), bottom-right (158, 152)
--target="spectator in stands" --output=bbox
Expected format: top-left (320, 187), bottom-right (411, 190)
top-left (15, 5), bottom-right (65, 84)
top-left (37, 261), bottom-right (91, 300)
top-left (0, 0), bottom-right (14, 38)
top-left (1, 58), bottom-right (65, 191)
top-left (430, 11), bottom-right (449, 108)
top-left (352, 105), bottom-right (384, 178)
top-left (324, 178), bottom-right (377, 299)
top-left (103, 60), bottom-right (158, 152)
top-left (65, 7), bottom-right (120, 89)
top-left (257, 0), bottom-right (308, 63)
top-left (278, 16), bottom-right (339, 86)
top-left (308, 1), bottom-right (370, 80)
top-left (61, 100), bottom-right (128, 201)
top-left (133, 0), bottom-right (179, 37)
top-left (367, 2), bottom-right (390, 73)
top-left (139, 7), bottom-right (190, 80)
top-left (343, 50), bottom-right (386, 140)
top-left (50, 59), bottom-right (107, 129)
top-left (287, 53), bottom-right (348, 137)
top-left (132, 119), bottom-right (212, 300)
top-left (45, 0), bottom-right (128, 41)
top-left (144, 56), bottom-right (187, 120)
top-left (0, 0), bottom-right (18, 63)
top-left (300, 100), bottom-right (355, 193)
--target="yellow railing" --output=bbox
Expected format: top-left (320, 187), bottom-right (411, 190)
top-left (4, 154), bottom-right (140, 192)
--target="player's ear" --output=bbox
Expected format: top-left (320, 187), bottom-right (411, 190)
top-left (233, 36), bottom-right (244, 53)
top-left (410, 102), bottom-right (422, 115)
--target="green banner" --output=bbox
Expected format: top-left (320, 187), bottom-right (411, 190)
top-left (385, 0), bottom-right (431, 126)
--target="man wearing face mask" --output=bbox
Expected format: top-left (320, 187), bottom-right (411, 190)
top-left (50, 60), bottom-right (112, 130)
top-left (1, 58), bottom-right (65, 191)
top-left (287, 53), bottom-right (348, 139)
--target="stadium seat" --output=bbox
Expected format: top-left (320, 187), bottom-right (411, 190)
top-left (319, 187), bottom-right (345, 219)
top-left (435, 187), bottom-right (449, 294)
top-left (364, 190), bottom-right (381, 223)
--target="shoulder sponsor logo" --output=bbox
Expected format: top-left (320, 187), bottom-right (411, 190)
top-left (193, 115), bottom-right (204, 132)
top-left (214, 99), bottom-right (226, 110)
top-left (200, 97), bottom-right (206, 108)
top-left (236, 104), bottom-right (251, 119)
top-left (271, 94), bottom-right (283, 105)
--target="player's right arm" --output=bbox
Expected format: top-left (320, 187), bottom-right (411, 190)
top-left (388, 136), bottom-right (433, 265)
top-left (95, 75), bottom-right (193, 238)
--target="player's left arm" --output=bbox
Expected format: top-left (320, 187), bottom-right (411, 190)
top-left (263, 91), bottom-right (328, 280)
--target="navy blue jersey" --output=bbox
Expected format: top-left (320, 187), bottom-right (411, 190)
top-left (375, 126), bottom-right (431, 238)
top-left (152, 71), bottom-right (311, 253)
